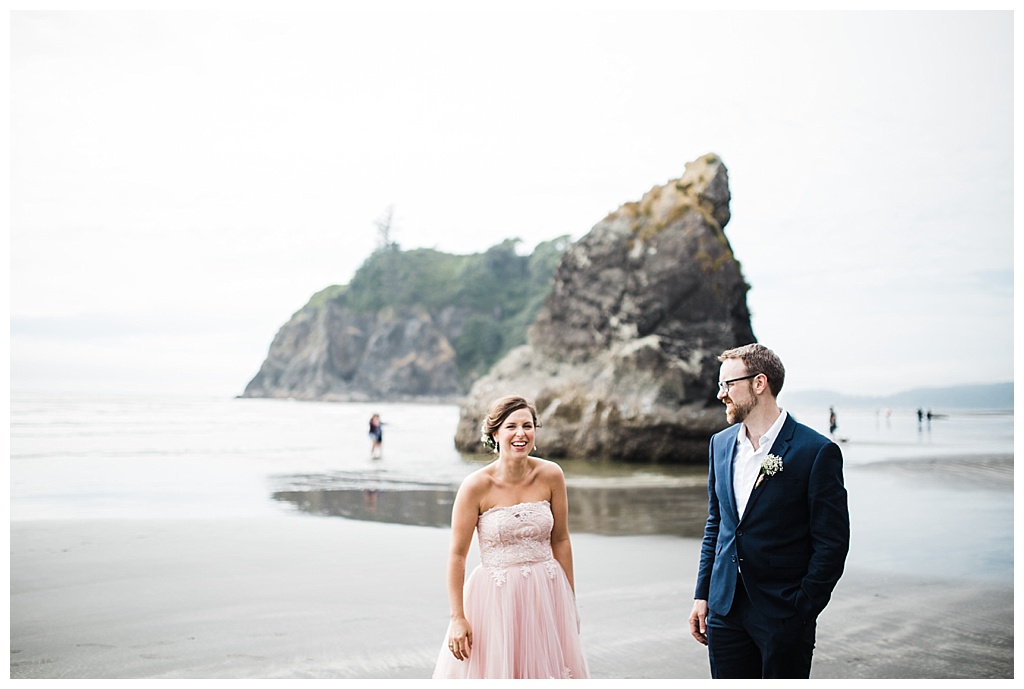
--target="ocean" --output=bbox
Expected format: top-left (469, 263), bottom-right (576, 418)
top-left (9, 392), bottom-right (1014, 582)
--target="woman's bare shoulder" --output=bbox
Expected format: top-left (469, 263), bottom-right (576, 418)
top-left (457, 463), bottom-right (496, 497)
top-left (531, 456), bottom-right (566, 481)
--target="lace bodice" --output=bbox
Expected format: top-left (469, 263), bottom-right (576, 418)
top-left (477, 500), bottom-right (559, 586)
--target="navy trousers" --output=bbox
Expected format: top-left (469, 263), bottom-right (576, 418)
top-left (706, 576), bottom-right (817, 679)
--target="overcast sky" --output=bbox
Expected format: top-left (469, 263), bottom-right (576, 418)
top-left (9, 8), bottom-right (1015, 399)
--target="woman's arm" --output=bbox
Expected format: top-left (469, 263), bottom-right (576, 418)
top-left (547, 463), bottom-right (575, 593)
top-left (445, 476), bottom-right (481, 661)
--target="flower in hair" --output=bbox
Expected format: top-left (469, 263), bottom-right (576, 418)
top-left (480, 423), bottom-right (498, 453)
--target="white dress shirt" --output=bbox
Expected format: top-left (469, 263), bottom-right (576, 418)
top-left (733, 410), bottom-right (788, 519)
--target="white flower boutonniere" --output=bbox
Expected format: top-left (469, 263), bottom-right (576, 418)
top-left (755, 453), bottom-right (784, 489)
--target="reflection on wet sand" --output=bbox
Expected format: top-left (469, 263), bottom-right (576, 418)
top-left (274, 486), bottom-right (456, 530)
top-left (273, 480), bottom-right (710, 538)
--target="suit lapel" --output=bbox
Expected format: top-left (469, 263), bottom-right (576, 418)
top-left (740, 413), bottom-right (796, 521)
top-left (716, 424), bottom-right (742, 523)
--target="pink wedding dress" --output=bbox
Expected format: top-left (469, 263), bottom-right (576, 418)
top-left (432, 500), bottom-right (589, 679)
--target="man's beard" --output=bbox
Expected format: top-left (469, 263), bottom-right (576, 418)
top-left (726, 395), bottom-right (756, 424)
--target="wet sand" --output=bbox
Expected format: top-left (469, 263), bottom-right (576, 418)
top-left (9, 453), bottom-right (1014, 680)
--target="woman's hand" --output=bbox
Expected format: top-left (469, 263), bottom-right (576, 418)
top-left (448, 617), bottom-right (473, 661)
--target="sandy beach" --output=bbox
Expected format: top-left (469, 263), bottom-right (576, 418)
top-left (10, 451), bottom-right (1014, 681)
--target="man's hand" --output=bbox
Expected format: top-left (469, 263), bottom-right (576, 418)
top-left (689, 599), bottom-right (709, 645)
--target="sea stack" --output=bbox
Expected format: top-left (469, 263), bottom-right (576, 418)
top-left (454, 153), bottom-right (756, 464)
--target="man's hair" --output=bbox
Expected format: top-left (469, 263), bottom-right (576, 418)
top-left (718, 343), bottom-right (785, 397)
top-left (481, 395), bottom-right (541, 440)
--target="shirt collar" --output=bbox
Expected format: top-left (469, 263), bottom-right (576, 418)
top-left (736, 409), bottom-right (788, 451)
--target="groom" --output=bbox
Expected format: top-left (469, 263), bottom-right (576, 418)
top-left (689, 344), bottom-right (850, 678)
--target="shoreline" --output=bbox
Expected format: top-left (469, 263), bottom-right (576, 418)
top-left (10, 451), bottom-right (1014, 680)
top-left (10, 516), bottom-right (1014, 680)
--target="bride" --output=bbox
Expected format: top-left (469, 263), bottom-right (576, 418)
top-left (432, 395), bottom-right (589, 679)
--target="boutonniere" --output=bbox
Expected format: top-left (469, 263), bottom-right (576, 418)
top-left (755, 453), bottom-right (784, 489)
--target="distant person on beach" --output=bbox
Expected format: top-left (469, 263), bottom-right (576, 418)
top-left (368, 414), bottom-right (383, 458)
top-left (917, 408), bottom-right (924, 429)
top-left (689, 344), bottom-right (850, 679)
top-left (828, 406), bottom-right (838, 439)
top-left (433, 395), bottom-right (588, 679)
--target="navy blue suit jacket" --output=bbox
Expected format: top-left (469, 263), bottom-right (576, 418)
top-left (694, 413), bottom-right (850, 623)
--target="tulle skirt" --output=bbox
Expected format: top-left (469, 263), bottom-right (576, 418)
top-left (432, 559), bottom-right (589, 679)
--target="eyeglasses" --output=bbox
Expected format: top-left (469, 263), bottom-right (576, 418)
top-left (718, 373), bottom-right (760, 393)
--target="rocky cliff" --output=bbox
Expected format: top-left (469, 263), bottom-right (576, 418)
top-left (241, 239), bottom-right (568, 402)
top-left (454, 153), bottom-right (756, 463)
top-left (242, 300), bottom-right (463, 401)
